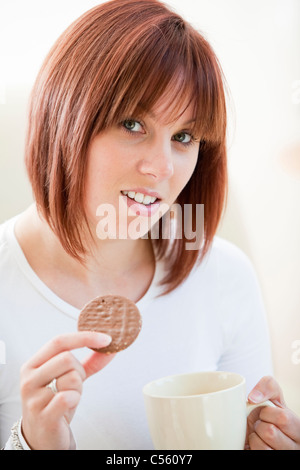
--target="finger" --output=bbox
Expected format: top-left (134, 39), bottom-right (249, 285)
top-left (32, 351), bottom-right (86, 388)
top-left (42, 390), bottom-right (81, 424)
top-left (55, 370), bottom-right (83, 395)
top-left (253, 419), bottom-right (297, 450)
top-left (27, 331), bottom-right (112, 369)
top-left (24, 370), bottom-right (84, 414)
top-left (248, 431), bottom-right (273, 450)
top-left (247, 405), bottom-right (265, 431)
top-left (246, 403), bottom-right (272, 447)
top-left (82, 350), bottom-right (116, 379)
top-left (248, 376), bottom-right (286, 407)
top-left (259, 405), bottom-right (300, 444)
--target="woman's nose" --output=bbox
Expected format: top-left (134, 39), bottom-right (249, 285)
top-left (137, 140), bottom-right (174, 181)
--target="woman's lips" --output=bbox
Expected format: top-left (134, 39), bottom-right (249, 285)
top-left (120, 192), bottom-right (161, 217)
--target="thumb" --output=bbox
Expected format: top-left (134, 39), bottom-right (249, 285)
top-left (82, 350), bottom-right (116, 379)
top-left (248, 375), bottom-right (286, 408)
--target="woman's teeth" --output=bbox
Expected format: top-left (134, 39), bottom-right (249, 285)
top-left (121, 191), bottom-right (158, 205)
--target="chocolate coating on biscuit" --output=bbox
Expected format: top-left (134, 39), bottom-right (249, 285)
top-left (77, 295), bottom-right (142, 354)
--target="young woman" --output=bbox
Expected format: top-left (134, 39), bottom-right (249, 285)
top-left (1, 0), bottom-right (299, 450)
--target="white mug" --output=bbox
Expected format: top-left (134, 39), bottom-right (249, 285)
top-left (143, 371), bottom-right (274, 450)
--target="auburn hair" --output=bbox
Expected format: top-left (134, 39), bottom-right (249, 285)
top-left (25, 0), bottom-right (228, 296)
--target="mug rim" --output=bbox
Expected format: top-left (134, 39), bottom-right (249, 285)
top-left (143, 370), bottom-right (245, 399)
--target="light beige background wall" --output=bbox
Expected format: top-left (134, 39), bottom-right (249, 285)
top-left (0, 0), bottom-right (299, 414)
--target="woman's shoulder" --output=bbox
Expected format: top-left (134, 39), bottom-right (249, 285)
top-left (0, 214), bottom-right (21, 269)
top-left (0, 217), bottom-right (13, 249)
top-left (195, 236), bottom-right (260, 289)
top-left (210, 236), bottom-right (254, 270)
top-left (206, 236), bottom-right (263, 301)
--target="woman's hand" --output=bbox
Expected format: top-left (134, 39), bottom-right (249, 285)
top-left (246, 376), bottom-right (300, 450)
top-left (20, 331), bottom-right (114, 450)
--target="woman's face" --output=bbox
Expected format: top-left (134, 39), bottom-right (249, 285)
top-left (84, 96), bottom-right (200, 241)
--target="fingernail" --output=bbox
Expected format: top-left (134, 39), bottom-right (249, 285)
top-left (96, 333), bottom-right (112, 346)
top-left (248, 390), bottom-right (264, 403)
top-left (254, 419), bottom-right (261, 430)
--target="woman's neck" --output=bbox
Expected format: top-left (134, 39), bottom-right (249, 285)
top-left (14, 204), bottom-right (156, 307)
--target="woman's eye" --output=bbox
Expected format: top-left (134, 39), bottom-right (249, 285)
top-left (122, 119), bottom-right (143, 133)
top-left (173, 132), bottom-right (192, 144)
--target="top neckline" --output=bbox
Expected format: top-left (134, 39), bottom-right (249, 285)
top-left (4, 213), bottom-right (165, 320)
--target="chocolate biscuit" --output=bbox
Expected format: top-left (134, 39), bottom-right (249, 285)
top-left (77, 295), bottom-right (142, 354)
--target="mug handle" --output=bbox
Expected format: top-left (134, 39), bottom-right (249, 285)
top-left (246, 399), bottom-right (276, 416)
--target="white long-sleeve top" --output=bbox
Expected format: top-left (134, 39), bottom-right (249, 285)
top-left (0, 213), bottom-right (273, 450)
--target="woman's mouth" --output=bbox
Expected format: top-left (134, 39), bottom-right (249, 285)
top-left (121, 190), bottom-right (158, 205)
top-left (120, 190), bottom-right (162, 217)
